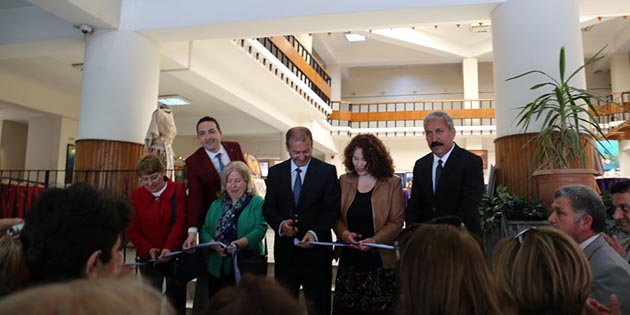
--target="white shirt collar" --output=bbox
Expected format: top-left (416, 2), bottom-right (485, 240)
top-left (151, 182), bottom-right (168, 198)
top-left (579, 233), bottom-right (600, 250)
top-left (291, 158), bottom-right (311, 173)
top-left (433, 143), bottom-right (455, 165)
top-left (205, 145), bottom-right (227, 159)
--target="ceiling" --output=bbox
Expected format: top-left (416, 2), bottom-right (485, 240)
top-left (0, 0), bottom-right (629, 138)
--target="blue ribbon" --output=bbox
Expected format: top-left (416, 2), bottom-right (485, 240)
top-left (129, 241), bottom-right (246, 284)
top-left (292, 238), bottom-right (396, 250)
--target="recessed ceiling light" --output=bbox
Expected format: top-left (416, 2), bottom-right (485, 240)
top-left (158, 95), bottom-right (191, 106)
top-left (344, 33), bottom-right (366, 42)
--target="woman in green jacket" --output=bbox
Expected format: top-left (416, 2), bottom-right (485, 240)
top-left (200, 161), bottom-right (267, 299)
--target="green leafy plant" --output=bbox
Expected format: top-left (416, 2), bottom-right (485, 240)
top-left (479, 186), bottom-right (548, 234)
top-left (508, 46), bottom-right (609, 169)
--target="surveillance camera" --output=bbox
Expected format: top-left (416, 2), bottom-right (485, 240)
top-left (75, 24), bottom-right (93, 35)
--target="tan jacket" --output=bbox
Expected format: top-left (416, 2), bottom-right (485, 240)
top-left (334, 173), bottom-right (405, 268)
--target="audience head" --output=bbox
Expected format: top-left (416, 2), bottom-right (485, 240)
top-left (21, 183), bottom-right (132, 285)
top-left (609, 180), bottom-right (630, 234)
top-left (548, 184), bottom-right (606, 242)
top-left (136, 154), bottom-right (167, 193)
top-left (423, 111), bottom-right (456, 158)
top-left (285, 127), bottom-right (313, 167)
top-left (206, 275), bottom-right (304, 315)
top-left (0, 278), bottom-right (173, 315)
top-left (492, 227), bottom-right (591, 315)
top-left (0, 235), bottom-right (27, 297)
top-left (218, 161), bottom-right (256, 198)
top-left (196, 116), bottom-right (223, 153)
top-left (343, 133), bottom-right (394, 180)
top-left (397, 224), bottom-right (501, 315)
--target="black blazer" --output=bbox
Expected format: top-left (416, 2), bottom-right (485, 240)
top-left (263, 157), bottom-right (340, 264)
top-left (405, 144), bottom-right (484, 236)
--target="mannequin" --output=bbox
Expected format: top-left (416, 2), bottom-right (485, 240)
top-left (145, 104), bottom-right (177, 179)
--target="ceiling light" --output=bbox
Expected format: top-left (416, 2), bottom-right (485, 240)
top-left (158, 95), bottom-right (191, 106)
top-left (344, 33), bottom-right (366, 42)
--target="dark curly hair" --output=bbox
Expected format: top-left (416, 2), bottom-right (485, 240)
top-left (343, 134), bottom-right (394, 180)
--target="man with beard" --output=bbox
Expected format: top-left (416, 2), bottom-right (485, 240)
top-left (405, 111), bottom-right (484, 236)
top-left (603, 180), bottom-right (630, 262)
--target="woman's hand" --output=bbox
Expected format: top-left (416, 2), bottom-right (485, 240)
top-left (211, 244), bottom-right (227, 257)
top-left (357, 238), bottom-right (376, 251)
top-left (157, 248), bottom-right (172, 263)
top-left (341, 231), bottom-right (362, 250)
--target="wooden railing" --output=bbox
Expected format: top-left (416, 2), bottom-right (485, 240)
top-left (328, 99), bottom-right (496, 136)
top-left (255, 36), bottom-right (331, 104)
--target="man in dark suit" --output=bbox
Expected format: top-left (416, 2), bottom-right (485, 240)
top-left (405, 111), bottom-right (484, 236)
top-left (182, 116), bottom-right (245, 309)
top-left (263, 127), bottom-right (340, 315)
top-left (549, 184), bottom-right (630, 312)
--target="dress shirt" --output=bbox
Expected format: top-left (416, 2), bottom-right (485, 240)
top-left (279, 158), bottom-right (317, 240)
top-left (204, 146), bottom-right (230, 174)
top-left (432, 144), bottom-right (455, 192)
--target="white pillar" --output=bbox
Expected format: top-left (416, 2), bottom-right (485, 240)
top-left (78, 29), bottom-right (160, 143)
top-left (610, 53), bottom-right (630, 93)
top-left (462, 58), bottom-right (479, 108)
top-left (491, 0), bottom-right (583, 137)
top-left (328, 64), bottom-right (343, 101)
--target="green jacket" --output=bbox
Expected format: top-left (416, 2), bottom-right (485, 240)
top-left (200, 194), bottom-right (267, 277)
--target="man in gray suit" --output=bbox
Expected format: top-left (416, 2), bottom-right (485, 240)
top-left (548, 184), bottom-right (630, 312)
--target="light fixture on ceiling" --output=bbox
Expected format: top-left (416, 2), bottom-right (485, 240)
top-left (471, 22), bottom-right (491, 33)
top-left (158, 95), bottom-right (191, 106)
top-left (344, 33), bottom-right (366, 42)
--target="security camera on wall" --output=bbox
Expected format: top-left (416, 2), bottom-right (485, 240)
top-left (74, 24), bottom-right (93, 35)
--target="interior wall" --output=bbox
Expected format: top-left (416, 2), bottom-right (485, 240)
top-left (0, 120), bottom-right (28, 170)
top-left (24, 116), bottom-right (62, 170)
top-left (342, 62), bottom-right (495, 102)
top-left (585, 67), bottom-right (612, 96)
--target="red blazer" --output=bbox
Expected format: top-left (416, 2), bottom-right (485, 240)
top-left (185, 141), bottom-right (245, 229)
top-left (127, 180), bottom-right (188, 260)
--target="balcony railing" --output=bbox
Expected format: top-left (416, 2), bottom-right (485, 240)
top-left (234, 35), bottom-right (332, 117)
top-left (328, 99), bottom-right (496, 136)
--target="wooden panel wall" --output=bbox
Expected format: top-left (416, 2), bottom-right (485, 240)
top-left (494, 133), bottom-right (597, 201)
top-left (75, 139), bottom-right (144, 197)
top-left (494, 134), bottom-right (539, 200)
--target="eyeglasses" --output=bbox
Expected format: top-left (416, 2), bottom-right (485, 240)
top-left (395, 216), bottom-right (467, 260)
top-left (513, 227), bottom-right (537, 244)
top-left (140, 172), bottom-right (162, 185)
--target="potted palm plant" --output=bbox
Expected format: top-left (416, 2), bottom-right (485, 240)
top-left (507, 46), bottom-right (610, 206)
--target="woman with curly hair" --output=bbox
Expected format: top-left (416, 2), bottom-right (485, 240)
top-left (332, 134), bottom-right (405, 315)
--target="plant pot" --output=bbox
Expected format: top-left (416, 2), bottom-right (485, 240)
top-left (533, 168), bottom-right (598, 209)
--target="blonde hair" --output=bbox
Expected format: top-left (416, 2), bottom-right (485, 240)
top-left (136, 153), bottom-right (165, 176)
top-left (0, 235), bottom-right (26, 297)
top-left (397, 225), bottom-right (501, 315)
top-left (218, 161), bottom-right (256, 197)
top-left (0, 278), bottom-right (174, 315)
top-left (492, 227), bottom-right (591, 315)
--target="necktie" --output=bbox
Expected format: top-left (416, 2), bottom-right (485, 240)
top-left (435, 159), bottom-right (443, 192)
top-left (216, 153), bottom-right (225, 173)
top-left (293, 168), bottom-right (302, 205)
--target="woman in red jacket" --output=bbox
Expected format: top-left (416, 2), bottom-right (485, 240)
top-left (127, 154), bottom-right (188, 315)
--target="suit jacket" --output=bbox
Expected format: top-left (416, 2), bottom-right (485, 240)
top-left (334, 174), bottom-right (405, 268)
top-left (263, 157), bottom-right (340, 265)
top-left (185, 141), bottom-right (245, 229)
top-left (405, 144), bottom-right (484, 236)
top-left (127, 180), bottom-right (188, 260)
top-left (199, 195), bottom-right (267, 278)
top-left (584, 234), bottom-right (630, 313)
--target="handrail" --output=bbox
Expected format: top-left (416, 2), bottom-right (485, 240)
top-left (256, 37), bottom-right (331, 104)
top-left (284, 35), bottom-right (331, 84)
